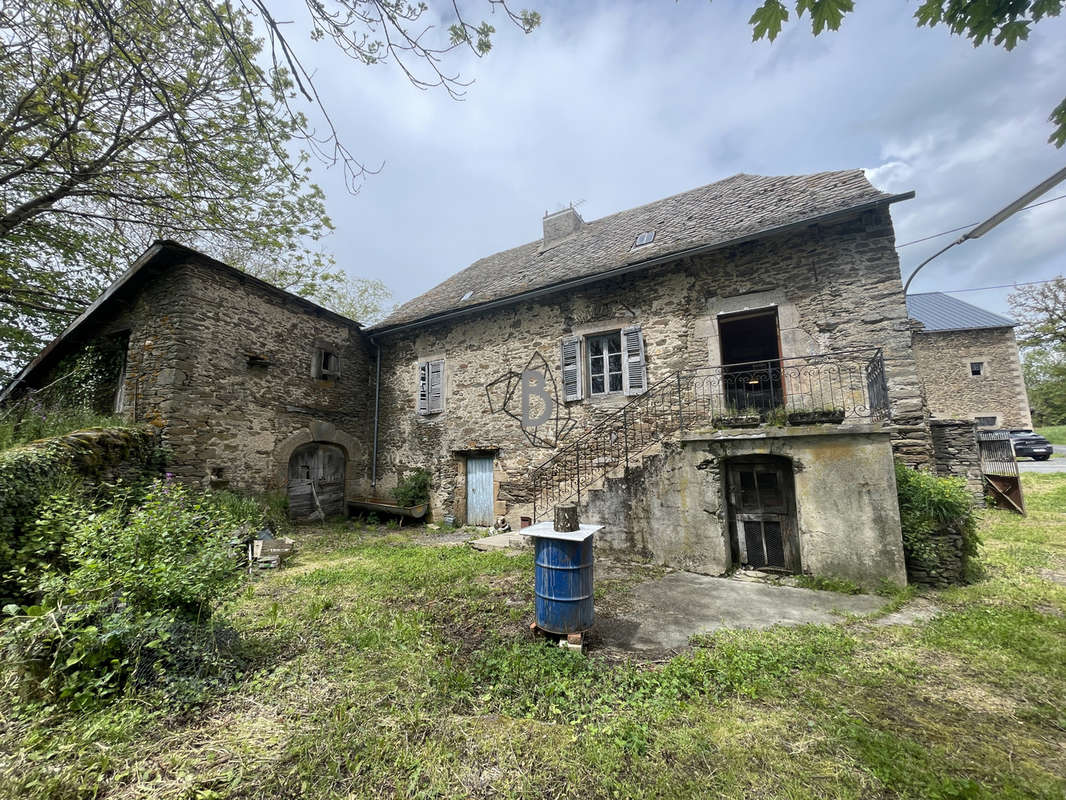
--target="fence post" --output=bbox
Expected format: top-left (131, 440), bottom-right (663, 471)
top-left (676, 372), bottom-right (684, 435)
top-left (623, 407), bottom-right (629, 469)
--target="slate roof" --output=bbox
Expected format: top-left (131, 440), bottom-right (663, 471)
top-left (0, 241), bottom-right (359, 403)
top-left (906, 292), bottom-right (1016, 332)
top-left (373, 170), bottom-right (912, 331)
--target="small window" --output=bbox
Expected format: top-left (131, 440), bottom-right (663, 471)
top-left (970, 361), bottom-right (984, 376)
top-left (460, 290), bottom-right (474, 302)
top-left (633, 231), bottom-right (655, 247)
top-left (313, 348), bottom-right (340, 379)
top-left (588, 332), bottom-right (623, 395)
top-left (975, 416), bottom-right (997, 427)
top-left (418, 359), bottom-right (444, 414)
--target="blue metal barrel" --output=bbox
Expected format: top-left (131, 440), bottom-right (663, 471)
top-left (534, 534), bottom-right (594, 634)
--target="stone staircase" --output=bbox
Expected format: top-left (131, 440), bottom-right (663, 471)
top-left (506, 438), bottom-right (668, 535)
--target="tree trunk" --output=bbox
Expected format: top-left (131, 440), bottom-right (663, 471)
top-left (554, 504), bottom-right (579, 533)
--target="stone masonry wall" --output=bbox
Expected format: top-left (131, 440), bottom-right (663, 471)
top-left (144, 261), bottom-right (374, 494)
top-left (929, 419), bottom-right (985, 505)
top-left (374, 207), bottom-right (932, 525)
top-left (38, 259), bottom-right (375, 497)
top-left (913, 327), bottom-right (1032, 429)
top-left (581, 428), bottom-right (908, 588)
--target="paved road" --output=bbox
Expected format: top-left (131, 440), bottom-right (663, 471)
top-left (1018, 444), bottom-right (1066, 473)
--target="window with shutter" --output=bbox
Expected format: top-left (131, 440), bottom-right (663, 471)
top-left (312, 348), bottom-right (340, 379)
top-left (417, 359), bottom-right (445, 414)
top-left (560, 337), bottom-right (582, 401)
top-left (622, 325), bottom-right (646, 395)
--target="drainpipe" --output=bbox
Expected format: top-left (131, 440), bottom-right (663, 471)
top-left (371, 338), bottom-right (381, 489)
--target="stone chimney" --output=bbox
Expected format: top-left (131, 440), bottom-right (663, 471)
top-left (543, 206), bottom-right (583, 245)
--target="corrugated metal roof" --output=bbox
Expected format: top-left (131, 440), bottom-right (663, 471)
top-left (373, 169), bottom-right (912, 331)
top-left (906, 292), bottom-right (1016, 331)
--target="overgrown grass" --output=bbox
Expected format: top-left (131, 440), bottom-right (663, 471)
top-left (0, 409), bottom-right (124, 451)
top-left (1036, 425), bottom-right (1066, 444)
top-left (2, 478), bottom-right (1066, 798)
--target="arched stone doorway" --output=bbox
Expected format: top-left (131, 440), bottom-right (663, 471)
top-left (288, 441), bottom-right (347, 520)
top-left (273, 421), bottom-right (358, 521)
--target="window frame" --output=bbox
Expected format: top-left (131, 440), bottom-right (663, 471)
top-left (312, 347), bottom-right (340, 380)
top-left (969, 361), bottom-right (984, 377)
top-left (586, 330), bottom-right (625, 397)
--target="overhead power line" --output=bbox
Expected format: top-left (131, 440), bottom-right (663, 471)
top-left (902, 166), bottom-right (1066, 294)
top-left (935, 277), bottom-right (1061, 294)
top-left (896, 192), bottom-right (1066, 249)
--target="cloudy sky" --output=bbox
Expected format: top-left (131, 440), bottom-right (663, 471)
top-left (278, 0), bottom-right (1066, 318)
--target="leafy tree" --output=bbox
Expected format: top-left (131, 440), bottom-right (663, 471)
top-left (0, 0), bottom-right (539, 380)
top-left (323, 274), bottom-right (394, 326)
top-left (0, 0), bottom-right (337, 376)
top-left (743, 0), bottom-right (1066, 147)
top-left (1011, 277), bottom-right (1066, 424)
top-left (1022, 348), bottom-right (1066, 425)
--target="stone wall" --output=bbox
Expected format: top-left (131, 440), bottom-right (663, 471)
top-left (912, 327), bottom-right (1032, 429)
top-left (581, 427), bottom-right (907, 588)
top-left (929, 419), bottom-right (984, 505)
top-left (373, 207), bottom-right (932, 526)
top-left (142, 261), bottom-right (374, 495)
top-left (33, 258), bottom-right (375, 498)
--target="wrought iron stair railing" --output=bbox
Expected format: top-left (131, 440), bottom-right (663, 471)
top-left (530, 348), bottom-right (889, 522)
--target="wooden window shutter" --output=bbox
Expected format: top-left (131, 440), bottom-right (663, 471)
top-left (428, 359), bottom-right (444, 413)
top-left (622, 325), bottom-right (647, 395)
top-left (417, 361), bottom-right (430, 414)
top-left (560, 336), bottom-right (582, 401)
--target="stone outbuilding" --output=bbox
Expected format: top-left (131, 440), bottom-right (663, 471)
top-left (5, 169), bottom-right (977, 589)
top-left (907, 292), bottom-right (1032, 430)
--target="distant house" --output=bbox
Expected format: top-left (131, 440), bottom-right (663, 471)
top-left (7, 169), bottom-right (991, 587)
top-left (907, 292), bottom-right (1032, 430)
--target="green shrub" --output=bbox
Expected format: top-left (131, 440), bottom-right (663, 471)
top-left (895, 461), bottom-right (980, 581)
top-left (0, 428), bottom-right (163, 604)
top-left (1, 479), bottom-right (256, 705)
top-left (392, 468), bottom-right (431, 507)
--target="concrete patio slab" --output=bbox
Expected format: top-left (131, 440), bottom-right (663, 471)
top-left (596, 570), bottom-right (886, 651)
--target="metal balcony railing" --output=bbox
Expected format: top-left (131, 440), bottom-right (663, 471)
top-left (530, 348), bottom-right (890, 522)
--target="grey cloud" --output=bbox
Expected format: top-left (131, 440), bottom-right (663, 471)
top-left (275, 0), bottom-right (1066, 318)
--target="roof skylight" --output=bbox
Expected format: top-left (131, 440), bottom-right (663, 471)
top-left (633, 231), bottom-right (655, 247)
top-left (460, 290), bottom-right (474, 302)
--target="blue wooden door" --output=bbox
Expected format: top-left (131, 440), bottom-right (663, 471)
top-left (466, 456), bottom-right (494, 526)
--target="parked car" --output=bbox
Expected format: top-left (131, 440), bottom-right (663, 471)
top-left (1007, 429), bottom-right (1053, 461)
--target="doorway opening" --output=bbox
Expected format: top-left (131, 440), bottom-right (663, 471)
top-left (465, 454), bottom-right (495, 527)
top-left (726, 455), bottom-right (799, 573)
top-left (288, 442), bottom-right (347, 520)
top-left (718, 309), bottom-right (784, 414)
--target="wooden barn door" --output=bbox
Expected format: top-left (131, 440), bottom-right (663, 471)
top-left (288, 442), bottom-right (347, 520)
top-left (727, 457), bottom-right (799, 573)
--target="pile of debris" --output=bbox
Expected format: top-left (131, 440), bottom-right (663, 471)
top-left (247, 528), bottom-right (296, 570)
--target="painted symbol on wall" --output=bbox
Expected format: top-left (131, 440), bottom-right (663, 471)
top-left (485, 351), bottom-right (575, 449)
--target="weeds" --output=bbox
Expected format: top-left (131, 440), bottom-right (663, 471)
top-left (2, 475), bottom-right (1065, 798)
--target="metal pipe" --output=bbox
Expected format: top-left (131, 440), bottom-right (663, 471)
top-left (371, 339), bottom-right (381, 488)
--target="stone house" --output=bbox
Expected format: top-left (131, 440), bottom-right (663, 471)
top-left (4, 169), bottom-right (958, 587)
top-left (907, 292), bottom-right (1032, 429)
top-left (1, 242), bottom-right (374, 515)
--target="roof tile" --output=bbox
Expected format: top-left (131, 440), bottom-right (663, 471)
top-left (374, 169), bottom-right (902, 329)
